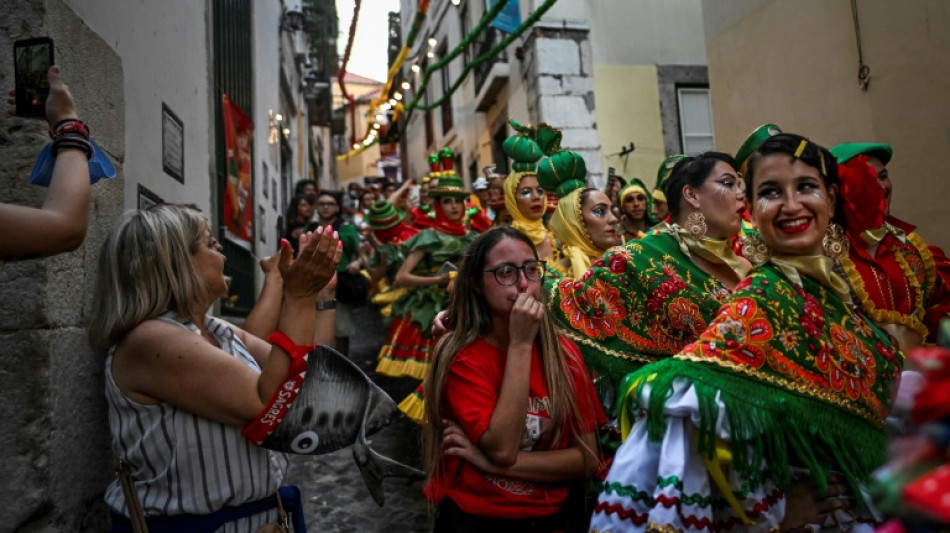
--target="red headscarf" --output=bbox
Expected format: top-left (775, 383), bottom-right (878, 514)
top-left (430, 201), bottom-right (468, 236)
top-left (373, 223), bottom-right (420, 246)
top-left (837, 154), bottom-right (887, 241)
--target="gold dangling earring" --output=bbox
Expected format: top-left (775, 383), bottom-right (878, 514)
top-left (822, 222), bottom-right (849, 259)
top-left (685, 211), bottom-right (707, 239)
top-left (739, 231), bottom-right (772, 266)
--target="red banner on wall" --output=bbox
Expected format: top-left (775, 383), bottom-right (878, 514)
top-left (222, 94), bottom-right (254, 245)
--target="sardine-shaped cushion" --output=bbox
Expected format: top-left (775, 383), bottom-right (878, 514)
top-left (257, 345), bottom-right (424, 505)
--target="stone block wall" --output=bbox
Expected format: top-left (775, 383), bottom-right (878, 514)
top-left (0, 0), bottom-right (124, 531)
top-left (521, 24), bottom-right (604, 187)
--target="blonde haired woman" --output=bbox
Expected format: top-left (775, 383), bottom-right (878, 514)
top-left (89, 204), bottom-right (340, 531)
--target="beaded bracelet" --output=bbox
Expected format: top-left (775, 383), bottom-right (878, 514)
top-left (49, 119), bottom-right (90, 141)
top-left (49, 119), bottom-right (93, 159)
top-left (51, 134), bottom-right (92, 159)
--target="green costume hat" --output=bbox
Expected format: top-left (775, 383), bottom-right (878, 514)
top-left (735, 124), bottom-right (783, 174)
top-left (830, 142), bottom-right (893, 166)
top-left (367, 200), bottom-right (406, 231)
top-left (534, 123), bottom-right (588, 198)
top-left (654, 154), bottom-right (685, 204)
top-left (428, 147), bottom-right (469, 198)
top-left (502, 119), bottom-right (544, 176)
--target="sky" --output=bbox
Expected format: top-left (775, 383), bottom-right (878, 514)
top-left (336, 0), bottom-right (402, 82)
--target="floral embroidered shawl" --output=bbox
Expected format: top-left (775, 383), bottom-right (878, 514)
top-left (546, 229), bottom-right (732, 408)
top-left (626, 263), bottom-right (903, 492)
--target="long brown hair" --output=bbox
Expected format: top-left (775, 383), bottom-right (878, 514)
top-left (421, 227), bottom-right (595, 487)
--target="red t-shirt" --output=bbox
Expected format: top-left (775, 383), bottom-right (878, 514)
top-left (424, 336), bottom-right (606, 518)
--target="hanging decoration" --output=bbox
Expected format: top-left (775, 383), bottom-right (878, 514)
top-left (336, 0), bottom-right (363, 147)
top-left (336, 0), bottom-right (559, 161)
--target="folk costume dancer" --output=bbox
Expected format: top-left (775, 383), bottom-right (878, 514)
top-left (546, 152), bottom-right (751, 452)
top-left (831, 142), bottom-right (950, 351)
top-left (376, 158), bottom-right (477, 382)
top-left (590, 134), bottom-right (903, 533)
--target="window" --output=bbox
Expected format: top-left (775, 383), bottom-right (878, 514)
top-left (440, 45), bottom-right (453, 135)
top-left (213, 0), bottom-right (254, 316)
top-left (677, 88), bottom-right (715, 153)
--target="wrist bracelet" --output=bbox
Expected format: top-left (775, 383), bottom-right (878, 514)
top-left (315, 299), bottom-right (336, 310)
top-left (49, 119), bottom-right (90, 141)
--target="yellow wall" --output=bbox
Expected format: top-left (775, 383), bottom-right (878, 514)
top-left (704, 0), bottom-right (950, 248)
top-left (593, 65), bottom-right (667, 189)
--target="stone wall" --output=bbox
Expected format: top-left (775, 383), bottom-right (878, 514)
top-left (520, 23), bottom-right (603, 187)
top-left (0, 0), bottom-right (124, 530)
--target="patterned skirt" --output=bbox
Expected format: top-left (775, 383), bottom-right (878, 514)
top-left (375, 313), bottom-right (432, 381)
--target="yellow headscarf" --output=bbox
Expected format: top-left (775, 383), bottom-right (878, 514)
top-left (504, 171), bottom-right (549, 246)
top-left (549, 188), bottom-right (603, 279)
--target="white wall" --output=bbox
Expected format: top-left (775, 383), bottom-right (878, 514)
top-left (65, 0), bottom-right (213, 212)
top-left (253, 0), bottom-right (284, 251)
top-left (587, 0), bottom-right (707, 66)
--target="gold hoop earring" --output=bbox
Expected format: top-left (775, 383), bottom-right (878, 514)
top-left (685, 212), bottom-right (707, 239)
top-left (822, 222), bottom-right (849, 259)
top-left (740, 231), bottom-right (772, 266)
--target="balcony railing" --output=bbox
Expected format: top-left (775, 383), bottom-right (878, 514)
top-left (473, 27), bottom-right (508, 95)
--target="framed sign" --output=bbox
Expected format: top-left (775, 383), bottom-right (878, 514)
top-left (259, 206), bottom-right (267, 244)
top-left (137, 184), bottom-right (163, 210)
top-left (262, 162), bottom-right (269, 199)
top-left (162, 103), bottom-right (184, 183)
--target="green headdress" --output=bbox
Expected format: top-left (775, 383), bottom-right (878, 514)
top-left (428, 147), bottom-right (469, 198)
top-left (367, 200), bottom-right (406, 231)
top-left (535, 123), bottom-right (588, 198)
top-left (735, 124), bottom-right (782, 175)
top-left (502, 120), bottom-right (544, 176)
top-left (830, 142), bottom-right (893, 166)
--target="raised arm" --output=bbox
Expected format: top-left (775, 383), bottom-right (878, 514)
top-left (0, 66), bottom-right (91, 260)
top-left (394, 249), bottom-right (450, 288)
top-left (475, 293), bottom-right (543, 466)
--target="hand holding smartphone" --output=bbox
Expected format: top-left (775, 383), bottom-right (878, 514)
top-left (14, 37), bottom-right (54, 118)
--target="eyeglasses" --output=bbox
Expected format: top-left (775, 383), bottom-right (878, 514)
top-left (484, 260), bottom-right (546, 286)
top-left (316, 201), bottom-right (338, 207)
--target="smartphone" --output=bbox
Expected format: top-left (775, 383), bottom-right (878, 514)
top-left (436, 261), bottom-right (458, 276)
top-left (14, 37), bottom-right (54, 117)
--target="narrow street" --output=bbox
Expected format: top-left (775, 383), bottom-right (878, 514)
top-left (285, 302), bottom-right (430, 532)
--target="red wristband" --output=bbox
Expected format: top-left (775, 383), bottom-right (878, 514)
top-left (266, 330), bottom-right (315, 368)
top-left (49, 119), bottom-right (91, 141)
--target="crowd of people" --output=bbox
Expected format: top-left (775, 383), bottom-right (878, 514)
top-left (6, 68), bottom-right (950, 532)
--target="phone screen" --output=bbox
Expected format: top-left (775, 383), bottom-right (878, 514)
top-left (14, 37), bottom-right (54, 117)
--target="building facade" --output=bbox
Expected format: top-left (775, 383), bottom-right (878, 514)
top-left (394, 0), bottom-right (708, 190)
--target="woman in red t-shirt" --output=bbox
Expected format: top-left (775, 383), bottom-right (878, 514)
top-left (422, 226), bottom-right (605, 533)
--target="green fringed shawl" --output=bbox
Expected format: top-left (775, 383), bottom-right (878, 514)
top-left (625, 263), bottom-right (903, 494)
top-left (545, 228), bottom-right (732, 411)
top-left (391, 228), bottom-right (478, 331)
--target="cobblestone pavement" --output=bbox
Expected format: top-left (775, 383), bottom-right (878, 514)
top-left (285, 302), bottom-right (430, 532)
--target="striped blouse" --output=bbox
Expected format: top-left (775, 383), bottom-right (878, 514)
top-left (104, 312), bottom-right (289, 530)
